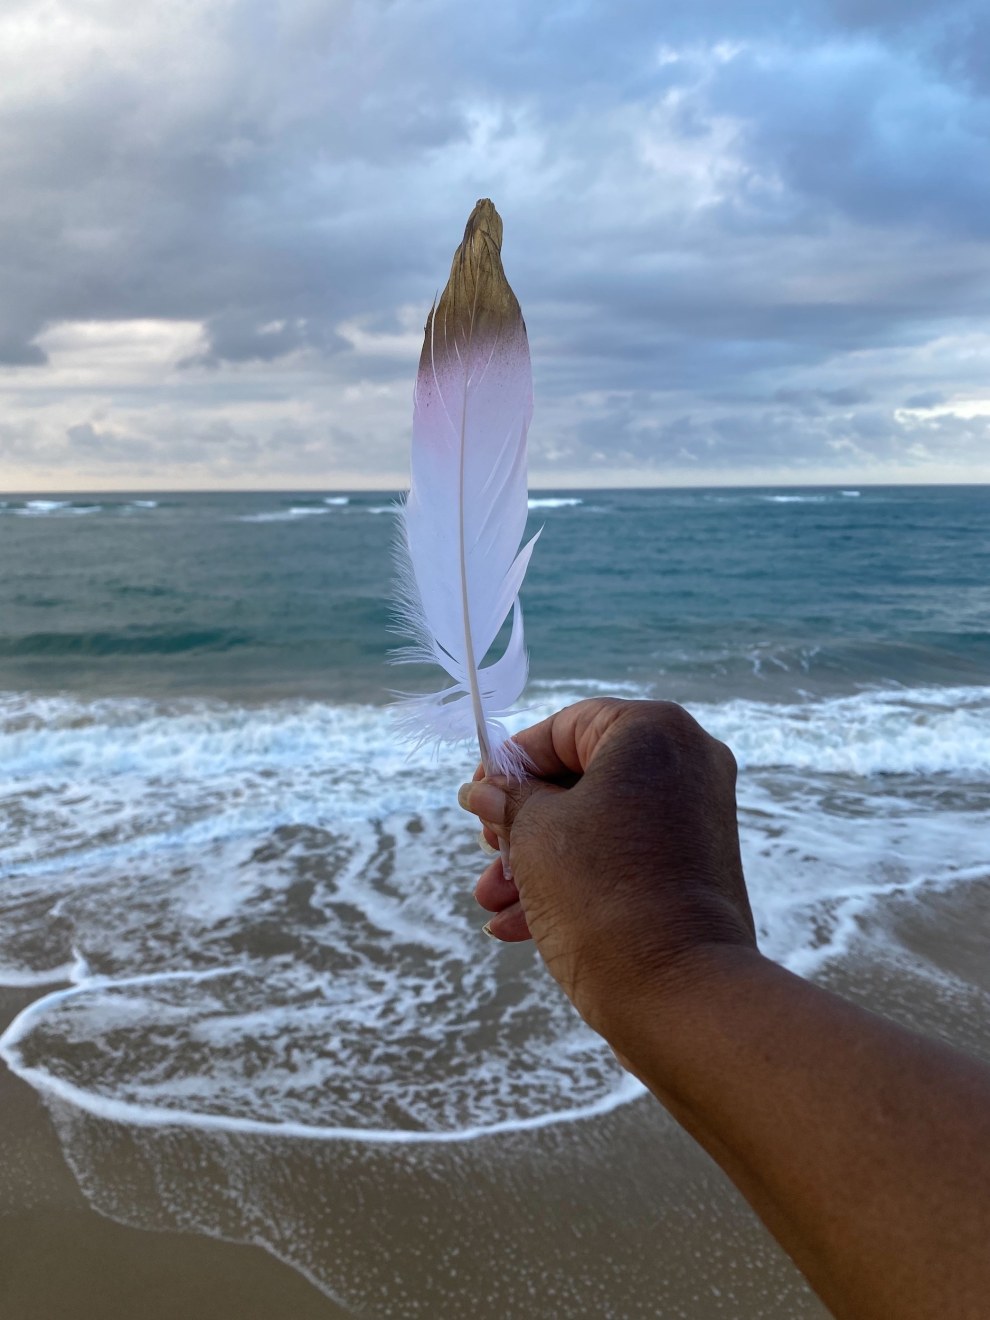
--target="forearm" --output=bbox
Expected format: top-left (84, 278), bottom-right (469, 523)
top-left (604, 948), bottom-right (990, 1320)
top-left (461, 699), bottom-right (990, 1315)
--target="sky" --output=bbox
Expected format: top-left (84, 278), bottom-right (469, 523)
top-left (1, 0), bottom-right (990, 491)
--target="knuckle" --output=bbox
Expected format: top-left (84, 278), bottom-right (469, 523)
top-left (716, 739), bottom-right (738, 779)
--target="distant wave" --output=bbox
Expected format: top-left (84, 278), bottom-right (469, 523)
top-left (14, 500), bottom-right (102, 517)
top-left (758, 490), bottom-right (864, 504)
top-left (528, 497), bottom-right (583, 509)
top-left (1, 498), bottom-right (159, 517)
top-left (25, 500), bottom-right (69, 513)
top-left (238, 506), bottom-right (333, 523)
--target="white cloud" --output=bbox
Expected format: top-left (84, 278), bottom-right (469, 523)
top-left (32, 320), bottom-right (209, 383)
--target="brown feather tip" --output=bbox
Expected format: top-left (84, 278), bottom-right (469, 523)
top-left (423, 199), bottom-right (524, 369)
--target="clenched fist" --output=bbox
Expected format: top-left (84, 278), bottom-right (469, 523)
top-left (458, 698), bottom-right (756, 1040)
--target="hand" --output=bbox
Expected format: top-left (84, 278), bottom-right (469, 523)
top-left (458, 698), bottom-right (757, 1038)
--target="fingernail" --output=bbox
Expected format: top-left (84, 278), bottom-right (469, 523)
top-left (478, 831), bottom-right (497, 856)
top-left (457, 782), bottom-right (507, 821)
top-left (481, 921), bottom-right (496, 939)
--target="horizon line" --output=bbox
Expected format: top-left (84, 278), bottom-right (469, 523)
top-left (1, 479), bottom-right (988, 496)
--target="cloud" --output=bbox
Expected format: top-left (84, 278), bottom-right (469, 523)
top-left (1, 0), bottom-right (989, 489)
top-left (707, 40), bottom-right (990, 235)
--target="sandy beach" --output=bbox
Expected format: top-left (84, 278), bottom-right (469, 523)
top-left (0, 979), bottom-right (825, 1319)
top-left (4, 868), bottom-right (990, 1319)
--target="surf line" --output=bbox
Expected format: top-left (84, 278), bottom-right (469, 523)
top-left (0, 967), bottom-right (646, 1145)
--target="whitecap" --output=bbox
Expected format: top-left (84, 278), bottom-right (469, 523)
top-left (237, 506), bottom-right (330, 523)
top-left (528, 497), bottom-right (583, 509)
top-left (694, 686), bottom-right (990, 777)
top-left (18, 500), bottom-right (102, 517)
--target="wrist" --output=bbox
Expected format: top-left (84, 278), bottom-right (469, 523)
top-left (588, 942), bottom-right (772, 1082)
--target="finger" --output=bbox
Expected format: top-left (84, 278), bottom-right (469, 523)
top-left (457, 778), bottom-right (512, 827)
top-left (457, 775), bottom-right (566, 833)
top-left (483, 899), bottom-right (532, 943)
top-left (480, 824), bottom-right (499, 853)
top-left (474, 856), bottom-right (520, 913)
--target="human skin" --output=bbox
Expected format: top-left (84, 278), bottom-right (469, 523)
top-left (457, 698), bottom-right (990, 1320)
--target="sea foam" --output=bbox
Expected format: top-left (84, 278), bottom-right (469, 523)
top-left (1, 684), bottom-right (987, 1143)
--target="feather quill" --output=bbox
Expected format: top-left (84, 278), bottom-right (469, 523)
top-left (393, 198), bottom-right (538, 779)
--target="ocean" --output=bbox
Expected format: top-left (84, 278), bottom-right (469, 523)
top-left (0, 485), bottom-right (988, 1317)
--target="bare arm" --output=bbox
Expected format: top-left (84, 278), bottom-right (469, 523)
top-left (458, 698), bottom-right (990, 1320)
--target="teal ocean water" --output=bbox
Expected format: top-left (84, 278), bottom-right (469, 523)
top-left (0, 485), bottom-right (988, 1310)
top-left (2, 486), bottom-right (988, 701)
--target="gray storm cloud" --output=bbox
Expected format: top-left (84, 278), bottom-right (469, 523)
top-left (1, 0), bottom-right (989, 488)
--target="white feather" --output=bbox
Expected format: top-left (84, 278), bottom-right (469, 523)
top-left (392, 200), bottom-right (537, 778)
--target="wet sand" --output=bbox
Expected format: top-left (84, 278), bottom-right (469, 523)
top-left (0, 987), bottom-right (345, 1320)
top-left (0, 972), bottom-right (827, 1319)
top-left (2, 872), bottom-right (988, 1320)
